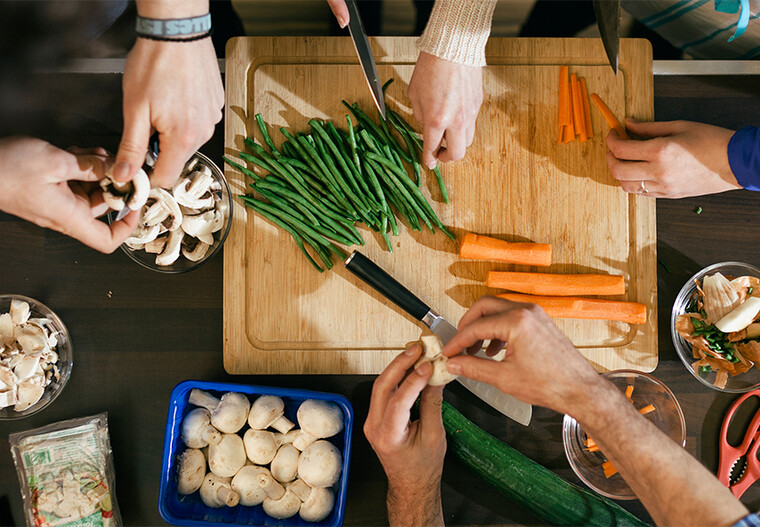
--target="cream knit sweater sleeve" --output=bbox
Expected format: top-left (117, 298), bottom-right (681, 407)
top-left (417, 0), bottom-right (498, 67)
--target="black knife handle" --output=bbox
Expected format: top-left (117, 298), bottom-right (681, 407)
top-left (345, 251), bottom-right (430, 321)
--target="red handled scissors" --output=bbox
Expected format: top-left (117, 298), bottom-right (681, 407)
top-left (718, 388), bottom-right (760, 497)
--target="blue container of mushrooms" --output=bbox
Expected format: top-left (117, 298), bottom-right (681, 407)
top-left (159, 380), bottom-right (353, 526)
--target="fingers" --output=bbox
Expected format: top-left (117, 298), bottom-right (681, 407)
top-left (368, 343), bottom-right (423, 419)
top-left (436, 127), bottom-right (467, 163)
top-left (454, 296), bottom-right (518, 334)
top-left (422, 123), bottom-right (445, 169)
top-left (485, 339), bottom-right (506, 357)
top-left (115, 104), bottom-right (151, 184)
top-left (382, 361), bottom-right (432, 437)
top-left (446, 354), bottom-right (507, 389)
top-left (150, 135), bottom-right (195, 188)
top-left (625, 118), bottom-right (684, 139)
top-left (326, 0), bottom-right (349, 27)
top-left (63, 208), bottom-right (139, 254)
top-left (68, 153), bottom-right (114, 183)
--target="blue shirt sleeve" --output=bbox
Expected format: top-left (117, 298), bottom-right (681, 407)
top-left (732, 512), bottom-right (760, 527)
top-left (728, 126), bottom-right (760, 191)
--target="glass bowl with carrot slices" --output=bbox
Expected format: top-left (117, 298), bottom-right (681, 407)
top-left (671, 262), bottom-right (760, 393)
top-left (562, 370), bottom-right (685, 500)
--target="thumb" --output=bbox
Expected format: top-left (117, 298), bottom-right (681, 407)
top-left (114, 106), bottom-right (151, 183)
top-left (625, 119), bottom-right (683, 139)
top-left (326, 0), bottom-right (349, 28)
top-left (447, 355), bottom-right (506, 389)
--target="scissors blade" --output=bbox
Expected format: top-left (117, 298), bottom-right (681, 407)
top-left (593, 0), bottom-right (620, 74)
top-left (345, 0), bottom-right (386, 119)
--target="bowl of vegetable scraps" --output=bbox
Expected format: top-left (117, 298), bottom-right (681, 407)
top-left (562, 370), bottom-right (685, 500)
top-left (672, 262), bottom-right (760, 393)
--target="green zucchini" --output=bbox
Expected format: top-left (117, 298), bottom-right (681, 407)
top-left (441, 401), bottom-right (650, 527)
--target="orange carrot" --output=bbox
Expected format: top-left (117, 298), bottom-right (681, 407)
top-left (485, 271), bottom-right (625, 296)
top-left (559, 66), bottom-right (572, 127)
top-left (571, 74), bottom-right (587, 142)
top-left (496, 293), bottom-right (647, 324)
top-left (603, 460), bottom-right (618, 478)
top-left (625, 385), bottom-right (634, 400)
top-left (586, 445), bottom-right (601, 452)
top-left (584, 437), bottom-right (597, 448)
top-left (591, 93), bottom-right (629, 139)
top-left (580, 77), bottom-right (593, 138)
top-left (459, 233), bottom-right (552, 267)
top-left (638, 404), bottom-right (655, 415)
top-left (562, 124), bottom-right (575, 143)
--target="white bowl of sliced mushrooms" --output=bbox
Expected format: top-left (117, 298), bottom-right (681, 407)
top-left (109, 152), bottom-right (232, 273)
top-left (0, 295), bottom-right (72, 419)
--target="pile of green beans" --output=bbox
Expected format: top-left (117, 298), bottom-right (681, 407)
top-left (224, 98), bottom-right (453, 272)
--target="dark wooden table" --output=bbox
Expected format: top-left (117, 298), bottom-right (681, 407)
top-left (1, 68), bottom-right (760, 526)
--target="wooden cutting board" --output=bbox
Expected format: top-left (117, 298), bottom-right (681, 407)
top-left (223, 37), bottom-right (656, 374)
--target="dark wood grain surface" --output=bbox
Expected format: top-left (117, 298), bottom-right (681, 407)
top-left (1, 72), bottom-right (759, 526)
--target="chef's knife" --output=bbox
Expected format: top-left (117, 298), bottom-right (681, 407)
top-left (345, 251), bottom-right (532, 426)
top-left (345, 0), bottom-right (387, 120)
top-left (114, 134), bottom-right (160, 221)
top-left (593, 0), bottom-right (621, 74)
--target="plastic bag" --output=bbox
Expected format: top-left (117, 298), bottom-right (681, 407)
top-left (9, 413), bottom-right (122, 527)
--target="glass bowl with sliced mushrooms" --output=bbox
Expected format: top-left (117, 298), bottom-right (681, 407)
top-left (115, 151), bottom-right (232, 273)
top-left (672, 262), bottom-right (760, 392)
top-left (0, 295), bottom-right (72, 419)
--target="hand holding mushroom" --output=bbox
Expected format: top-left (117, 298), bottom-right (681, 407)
top-left (364, 342), bottom-right (446, 527)
top-left (0, 138), bottom-right (138, 253)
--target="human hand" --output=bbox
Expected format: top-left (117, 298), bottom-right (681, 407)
top-left (115, 37), bottom-right (223, 189)
top-left (325, 0), bottom-right (349, 28)
top-left (408, 52), bottom-right (483, 168)
top-left (605, 119), bottom-right (741, 198)
top-left (442, 296), bottom-right (602, 415)
top-left (364, 343), bottom-right (445, 525)
top-left (0, 137), bottom-right (139, 252)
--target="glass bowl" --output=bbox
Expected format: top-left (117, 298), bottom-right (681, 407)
top-left (112, 151), bottom-right (232, 274)
top-left (0, 295), bottom-right (73, 420)
top-left (562, 370), bottom-right (686, 500)
top-left (671, 261), bottom-right (760, 393)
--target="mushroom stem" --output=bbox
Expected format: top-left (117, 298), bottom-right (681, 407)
top-left (292, 431), bottom-right (318, 451)
top-left (217, 486), bottom-right (240, 507)
top-left (289, 478), bottom-right (312, 502)
top-left (271, 415), bottom-right (295, 434)
top-left (257, 471), bottom-right (286, 500)
top-left (189, 388), bottom-right (220, 411)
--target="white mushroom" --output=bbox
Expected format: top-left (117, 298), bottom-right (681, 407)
top-left (13, 355), bottom-right (40, 381)
top-left (271, 444), bottom-right (300, 483)
top-left (0, 364), bottom-right (19, 392)
top-left (188, 388), bottom-right (220, 410)
top-left (256, 468), bottom-right (286, 500)
top-left (182, 239), bottom-right (210, 262)
top-left (199, 473), bottom-right (240, 508)
top-left (15, 324), bottom-right (48, 355)
top-left (262, 486), bottom-right (301, 520)
top-left (9, 300), bottom-right (29, 325)
top-left (0, 387), bottom-right (18, 409)
top-left (293, 399), bottom-right (344, 451)
top-left (100, 167), bottom-right (150, 211)
top-left (177, 448), bottom-right (206, 495)
top-left (181, 209), bottom-right (224, 239)
top-left (181, 408), bottom-right (222, 449)
top-left (173, 167), bottom-right (216, 210)
top-left (414, 335), bottom-right (458, 386)
top-left (231, 465), bottom-right (269, 506)
top-left (124, 224), bottom-right (160, 250)
top-left (298, 440), bottom-right (342, 488)
top-left (274, 429), bottom-right (300, 447)
top-left (14, 379), bottom-right (45, 412)
top-left (249, 395), bottom-right (295, 434)
top-left (207, 433), bottom-right (247, 478)
top-left (155, 228), bottom-right (184, 266)
top-left (290, 479), bottom-right (335, 523)
top-left (0, 313), bottom-right (13, 346)
top-left (144, 235), bottom-right (168, 254)
top-left (209, 392), bottom-right (250, 434)
top-left (141, 188), bottom-right (183, 233)
top-left (244, 429), bottom-right (278, 465)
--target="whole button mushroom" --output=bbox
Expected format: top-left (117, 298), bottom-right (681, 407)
top-left (189, 389), bottom-right (250, 434)
top-left (271, 444), bottom-right (300, 483)
top-left (248, 395), bottom-right (295, 434)
top-left (290, 479), bottom-right (335, 524)
top-left (231, 465), bottom-right (269, 506)
top-left (181, 408), bottom-right (222, 449)
top-left (414, 335), bottom-right (458, 386)
top-left (293, 399), bottom-right (344, 451)
top-left (208, 434), bottom-right (247, 478)
top-left (243, 429), bottom-right (278, 465)
top-left (298, 440), bottom-right (342, 488)
top-left (199, 473), bottom-right (240, 508)
top-left (262, 486), bottom-right (301, 520)
top-left (177, 448), bottom-right (206, 495)
top-left (100, 167), bottom-right (150, 212)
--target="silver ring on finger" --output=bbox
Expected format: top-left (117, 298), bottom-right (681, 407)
top-left (637, 181), bottom-right (649, 195)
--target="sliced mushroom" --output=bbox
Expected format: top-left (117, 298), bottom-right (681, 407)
top-left (100, 167), bottom-right (150, 211)
top-left (173, 167), bottom-right (216, 209)
top-left (181, 209), bottom-right (224, 239)
top-left (124, 224), bottom-right (160, 250)
top-left (15, 324), bottom-right (49, 355)
top-left (144, 235), bottom-right (168, 254)
top-left (13, 355), bottom-right (40, 381)
top-left (182, 238), bottom-right (210, 262)
top-left (10, 300), bottom-right (30, 325)
top-left (14, 379), bottom-right (44, 411)
top-left (0, 313), bottom-right (13, 347)
top-left (0, 364), bottom-right (19, 391)
top-left (156, 229), bottom-right (184, 266)
top-left (143, 188), bottom-right (183, 233)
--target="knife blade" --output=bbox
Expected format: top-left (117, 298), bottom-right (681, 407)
top-left (113, 134), bottom-right (160, 221)
top-left (345, 251), bottom-right (532, 425)
top-left (593, 0), bottom-right (621, 74)
top-left (344, 0), bottom-right (387, 119)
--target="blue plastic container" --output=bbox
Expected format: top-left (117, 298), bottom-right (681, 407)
top-left (159, 380), bottom-right (353, 526)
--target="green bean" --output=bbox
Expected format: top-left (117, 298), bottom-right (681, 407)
top-left (325, 121), bottom-right (376, 205)
top-left (223, 156), bottom-right (260, 181)
top-left (254, 188), bottom-right (320, 227)
top-left (255, 114), bottom-right (280, 157)
top-left (281, 141), bottom-right (298, 158)
top-left (433, 166), bottom-right (450, 204)
top-left (380, 215), bottom-right (392, 252)
top-left (281, 128), bottom-right (342, 196)
top-left (379, 110), bottom-right (413, 163)
top-left (361, 157), bottom-right (390, 214)
top-left (295, 135), bottom-right (347, 201)
top-left (368, 157), bottom-right (431, 232)
top-left (248, 198), bottom-right (354, 247)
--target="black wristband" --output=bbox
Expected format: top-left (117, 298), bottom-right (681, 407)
top-left (136, 13), bottom-right (212, 38)
top-left (137, 29), bottom-right (213, 42)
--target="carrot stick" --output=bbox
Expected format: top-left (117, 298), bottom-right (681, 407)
top-left (485, 271), bottom-right (625, 296)
top-left (570, 74), bottom-right (587, 142)
top-left (625, 385), bottom-right (634, 400)
top-left (459, 233), bottom-right (552, 267)
top-left (496, 293), bottom-right (647, 324)
top-left (580, 77), bottom-right (593, 138)
top-left (603, 460), bottom-right (618, 478)
top-left (584, 437), bottom-right (596, 448)
top-left (586, 445), bottom-right (601, 452)
top-left (562, 124), bottom-right (575, 143)
top-left (591, 93), bottom-right (629, 139)
top-left (558, 66), bottom-right (572, 127)
top-left (638, 404), bottom-right (655, 415)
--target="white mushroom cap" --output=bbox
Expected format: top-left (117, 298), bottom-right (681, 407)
top-left (177, 448), bottom-right (206, 495)
top-left (415, 335), bottom-right (457, 386)
top-left (15, 324), bottom-right (49, 356)
top-left (173, 169), bottom-right (216, 210)
top-left (124, 224), bottom-right (160, 250)
top-left (243, 429), bottom-right (278, 465)
top-left (300, 487), bottom-right (335, 523)
top-left (249, 395), bottom-right (295, 433)
top-left (181, 209), bottom-right (224, 239)
top-left (182, 240), bottom-right (210, 262)
top-left (231, 465), bottom-right (268, 506)
top-left (181, 408), bottom-right (222, 449)
top-left (262, 488), bottom-right (301, 520)
top-left (0, 313), bottom-right (13, 347)
top-left (199, 473), bottom-right (240, 508)
top-left (14, 379), bottom-right (44, 412)
top-left (298, 440), bottom-right (342, 488)
top-left (293, 399), bottom-right (343, 450)
top-left (10, 300), bottom-right (30, 325)
top-left (155, 228), bottom-right (184, 266)
top-left (100, 168), bottom-right (150, 211)
top-left (210, 392), bottom-right (250, 434)
top-left (208, 434), bottom-right (247, 478)
top-left (141, 188), bottom-right (183, 233)
top-left (271, 444), bottom-right (300, 483)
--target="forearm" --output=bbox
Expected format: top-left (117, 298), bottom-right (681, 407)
top-left (387, 481), bottom-right (444, 527)
top-left (135, 0), bottom-right (208, 18)
top-left (418, 0), bottom-right (497, 67)
top-left (574, 380), bottom-right (747, 527)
